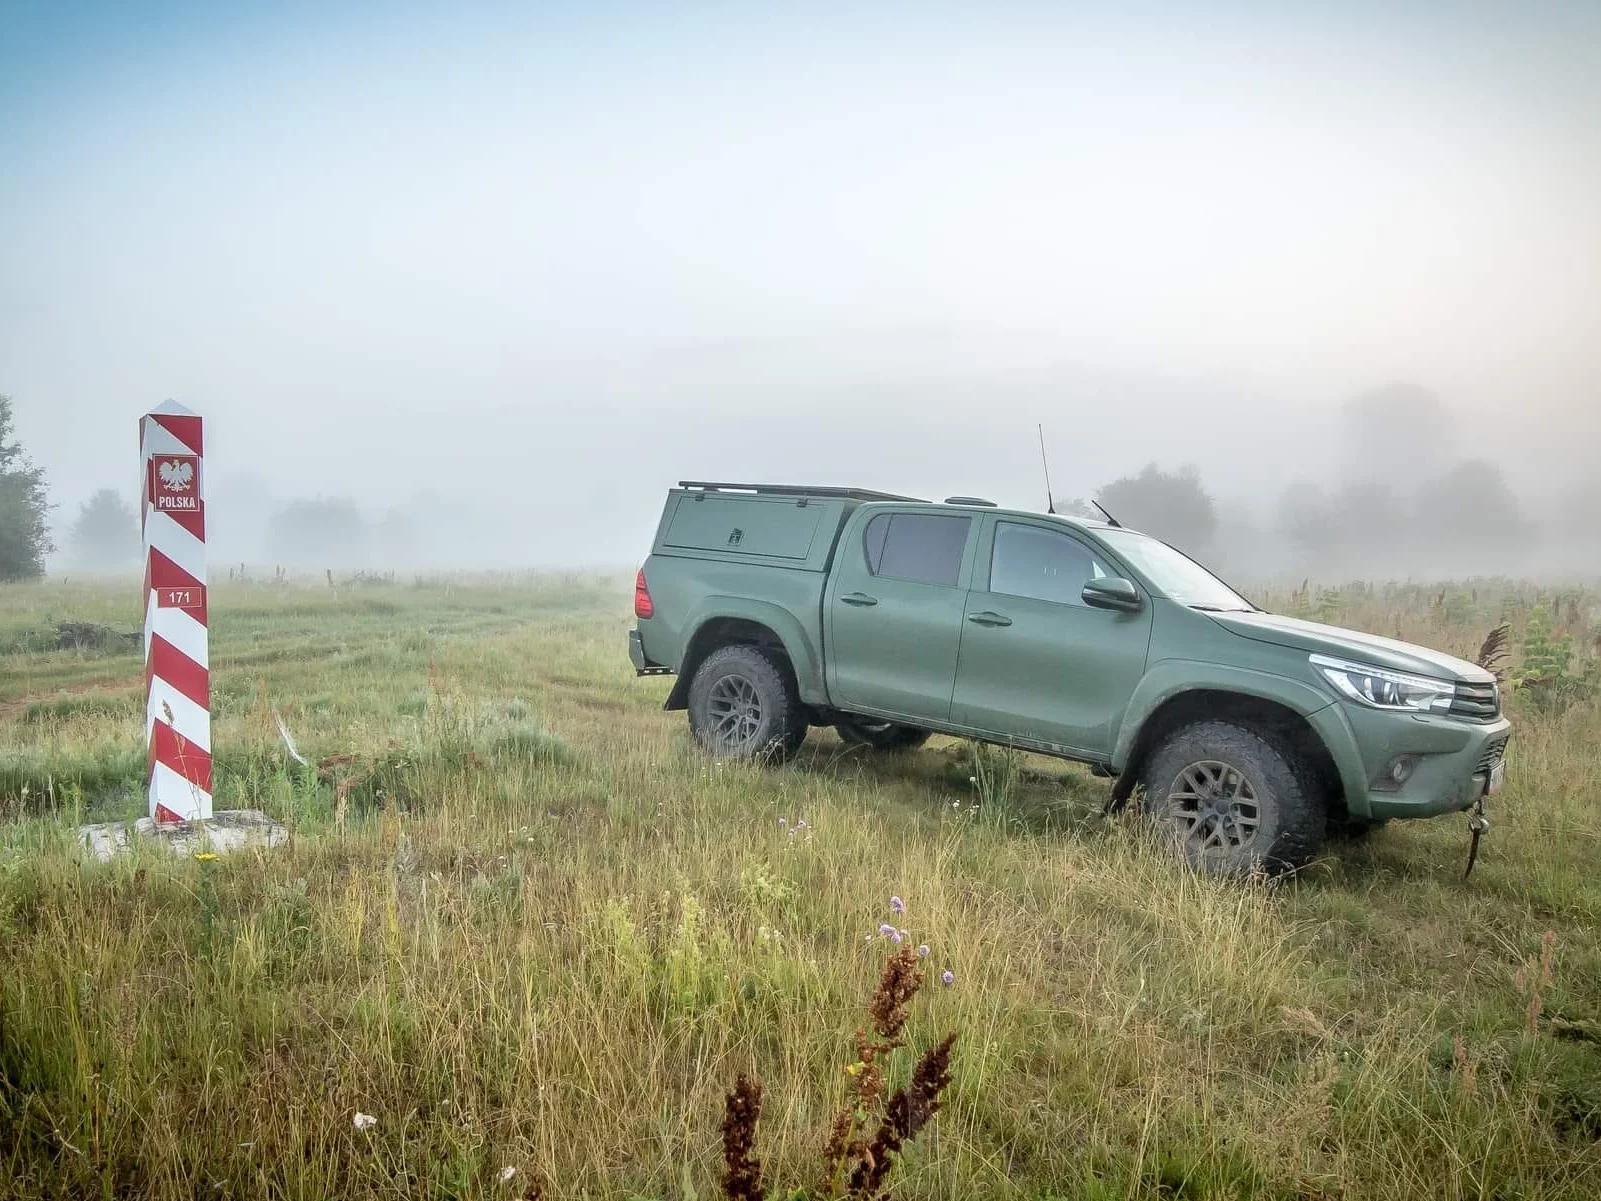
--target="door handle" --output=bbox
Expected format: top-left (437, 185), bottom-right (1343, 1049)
top-left (840, 592), bottom-right (879, 607)
top-left (967, 611), bottom-right (1012, 627)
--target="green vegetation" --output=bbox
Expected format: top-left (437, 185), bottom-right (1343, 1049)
top-left (1, 574), bottom-right (1598, 1199)
top-left (0, 395), bottom-right (54, 582)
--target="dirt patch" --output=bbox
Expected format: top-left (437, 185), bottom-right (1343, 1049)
top-left (0, 676), bottom-right (141, 724)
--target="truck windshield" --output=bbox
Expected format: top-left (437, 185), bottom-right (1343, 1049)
top-left (1097, 530), bottom-right (1255, 612)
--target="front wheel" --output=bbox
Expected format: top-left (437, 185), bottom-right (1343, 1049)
top-left (687, 644), bottom-right (808, 762)
top-left (1139, 720), bottom-right (1326, 876)
top-left (834, 716), bottom-right (931, 752)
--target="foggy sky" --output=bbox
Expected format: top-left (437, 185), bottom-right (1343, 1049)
top-left (4, 2), bottom-right (1599, 567)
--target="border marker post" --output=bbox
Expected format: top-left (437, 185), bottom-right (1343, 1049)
top-left (140, 400), bottom-right (211, 823)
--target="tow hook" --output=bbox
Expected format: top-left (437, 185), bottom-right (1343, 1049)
top-left (1463, 795), bottom-right (1490, 880)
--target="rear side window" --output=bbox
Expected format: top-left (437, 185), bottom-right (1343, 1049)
top-left (862, 513), bottom-right (971, 586)
top-left (988, 522), bottom-right (1109, 605)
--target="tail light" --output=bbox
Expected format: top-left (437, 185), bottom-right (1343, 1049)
top-left (634, 568), bottom-right (654, 619)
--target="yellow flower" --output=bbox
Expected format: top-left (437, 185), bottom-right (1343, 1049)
top-left (844, 1062), bottom-right (862, 1077)
top-left (193, 852), bottom-right (219, 862)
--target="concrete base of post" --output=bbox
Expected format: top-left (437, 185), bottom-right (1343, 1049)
top-left (78, 808), bottom-right (288, 863)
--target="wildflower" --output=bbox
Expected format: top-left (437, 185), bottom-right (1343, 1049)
top-left (796, 818), bottom-right (809, 830)
top-left (778, 817), bottom-right (788, 827)
top-left (353, 1112), bottom-right (377, 1131)
top-left (845, 1061), bottom-right (863, 1077)
top-left (193, 852), bottom-right (218, 862)
top-left (890, 931), bottom-right (903, 945)
top-left (917, 944), bottom-right (930, 959)
top-left (889, 895), bottom-right (905, 914)
top-left (878, 923), bottom-right (897, 938)
top-left (497, 1166), bottom-right (517, 1184)
top-left (941, 970), bottom-right (955, 987)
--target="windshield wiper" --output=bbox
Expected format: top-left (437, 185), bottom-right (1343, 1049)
top-left (1188, 603), bottom-right (1250, 612)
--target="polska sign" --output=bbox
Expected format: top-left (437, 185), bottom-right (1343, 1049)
top-left (147, 454), bottom-right (202, 512)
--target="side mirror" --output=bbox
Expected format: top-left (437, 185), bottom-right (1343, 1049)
top-left (1082, 577), bottom-right (1143, 613)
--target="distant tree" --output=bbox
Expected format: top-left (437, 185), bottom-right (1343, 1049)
top-left (1278, 481), bottom-right (1337, 556)
top-left (265, 497), bottom-right (370, 566)
top-left (1329, 478), bottom-right (1418, 564)
top-left (0, 395), bottom-right (54, 581)
top-left (1556, 478), bottom-right (1601, 552)
top-left (1339, 382), bottom-right (1458, 482)
top-left (1095, 464), bottom-right (1217, 551)
top-left (68, 489), bottom-right (140, 570)
top-left (372, 507), bottom-right (433, 567)
top-left (1414, 460), bottom-right (1532, 555)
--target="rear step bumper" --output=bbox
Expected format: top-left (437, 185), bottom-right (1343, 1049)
top-left (629, 630), bottom-right (672, 677)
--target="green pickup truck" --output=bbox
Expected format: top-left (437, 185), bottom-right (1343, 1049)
top-left (630, 481), bottom-right (1510, 874)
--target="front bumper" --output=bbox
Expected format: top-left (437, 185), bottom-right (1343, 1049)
top-left (1310, 702), bottom-right (1512, 820)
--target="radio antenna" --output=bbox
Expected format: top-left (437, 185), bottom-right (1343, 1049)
top-left (1037, 424), bottom-right (1056, 515)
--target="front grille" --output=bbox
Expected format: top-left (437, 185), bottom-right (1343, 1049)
top-left (1451, 679), bottom-right (1501, 720)
top-left (1475, 735), bottom-right (1509, 775)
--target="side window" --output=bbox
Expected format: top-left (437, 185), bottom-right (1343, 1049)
top-left (988, 522), bottom-right (1110, 606)
top-left (863, 513), bottom-right (891, 574)
top-left (862, 513), bottom-right (971, 587)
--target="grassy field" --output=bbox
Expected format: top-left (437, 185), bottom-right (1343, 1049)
top-left (1, 574), bottom-right (1598, 1200)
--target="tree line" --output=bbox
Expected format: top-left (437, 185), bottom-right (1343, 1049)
top-left (1070, 385), bottom-right (1596, 578)
top-left (4, 387), bottom-right (1597, 580)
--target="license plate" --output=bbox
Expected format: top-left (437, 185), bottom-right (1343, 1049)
top-left (1486, 759), bottom-right (1506, 796)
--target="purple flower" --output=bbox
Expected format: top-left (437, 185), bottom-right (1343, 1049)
top-left (778, 817), bottom-right (788, 827)
top-left (878, 923), bottom-right (897, 937)
top-left (917, 944), bottom-right (930, 959)
top-left (889, 896), bottom-right (905, 914)
top-left (796, 819), bottom-right (809, 831)
top-left (941, 970), bottom-right (955, 987)
top-left (890, 931), bottom-right (904, 945)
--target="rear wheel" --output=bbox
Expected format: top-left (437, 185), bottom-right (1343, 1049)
top-left (687, 644), bottom-right (807, 762)
top-left (834, 715), bottom-right (931, 752)
top-left (1140, 720), bottom-right (1326, 876)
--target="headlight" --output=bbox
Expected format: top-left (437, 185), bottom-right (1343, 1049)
top-left (1310, 654), bottom-right (1455, 713)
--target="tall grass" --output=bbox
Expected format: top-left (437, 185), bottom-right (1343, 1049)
top-left (0, 575), bottom-right (1597, 1198)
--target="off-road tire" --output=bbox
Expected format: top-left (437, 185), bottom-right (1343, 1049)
top-left (1140, 719), bottom-right (1326, 876)
top-left (687, 644), bottom-right (808, 762)
top-left (834, 716), bottom-right (931, 752)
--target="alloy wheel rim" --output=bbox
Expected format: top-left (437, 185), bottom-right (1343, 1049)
top-left (1165, 760), bottom-right (1261, 853)
top-left (707, 674), bottom-right (764, 752)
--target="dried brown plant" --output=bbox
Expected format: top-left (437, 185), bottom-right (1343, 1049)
top-left (819, 944), bottom-right (958, 1197)
top-left (1477, 622), bottom-right (1512, 681)
top-left (867, 946), bottom-right (921, 1043)
top-left (1523, 929), bottom-right (1557, 1034)
top-left (721, 1073), bottom-right (766, 1201)
top-left (846, 1031), bottom-right (958, 1199)
top-left (725, 941), bottom-right (957, 1199)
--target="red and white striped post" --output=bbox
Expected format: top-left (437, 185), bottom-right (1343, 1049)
top-left (141, 401), bottom-right (211, 824)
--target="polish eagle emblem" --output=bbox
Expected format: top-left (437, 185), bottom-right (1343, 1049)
top-left (158, 459), bottom-right (194, 491)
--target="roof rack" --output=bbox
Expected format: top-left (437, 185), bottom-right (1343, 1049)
top-left (678, 481), bottom-right (925, 503)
